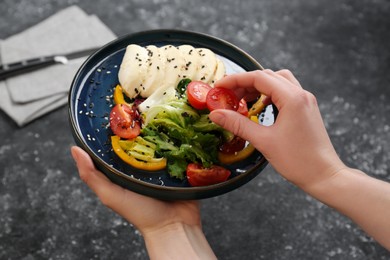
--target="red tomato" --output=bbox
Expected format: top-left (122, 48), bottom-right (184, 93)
top-left (186, 163), bottom-right (231, 187)
top-left (219, 136), bottom-right (246, 154)
top-left (109, 104), bottom-right (141, 139)
top-left (206, 87), bottom-right (240, 111)
top-left (186, 81), bottom-right (212, 110)
top-left (237, 98), bottom-right (249, 116)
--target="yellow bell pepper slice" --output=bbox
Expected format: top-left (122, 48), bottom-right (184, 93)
top-left (111, 135), bottom-right (167, 171)
top-left (248, 94), bottom-right (267, 117)
top-left (218, 143), bottom-right (256, 165)
top-left (113, 85), bottom-right (128, 105)
top-left (217, 116), bottom-right (259, 165)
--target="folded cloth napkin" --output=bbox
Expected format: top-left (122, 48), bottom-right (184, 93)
top-left (0, 5), bottom-right (116, 126)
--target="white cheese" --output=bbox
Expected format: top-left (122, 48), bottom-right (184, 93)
top-left (212, 58), bottom-right (226, 86)
top-left (162, 45), bottom-right (186, 91)
top-left (193, 48), bottom-right (218, 83)
top-left (141, 45), bottom-right (167, 97)
top-left (178, 45), bottom-right (200, 81)
top-left (118, 44), bottom-right (149, 98)
top-left (138, 85), bottom-right (176, 113)
top-left (118, 44), bottom-right (226, 100)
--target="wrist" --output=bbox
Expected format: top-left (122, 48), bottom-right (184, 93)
top-left (303, 167), bottom-right (390, 248)
top-left (143, 222), bottom-right (217, 260)
top-left (301, 163), bottom-right (348, 196)
top-left (292, 149), bottom-right (347, 194)
top-left (302, 167), bottom-right (370, 213)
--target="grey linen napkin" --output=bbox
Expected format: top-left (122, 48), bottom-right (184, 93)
top-left (0, 5), bottom-right (116, 126)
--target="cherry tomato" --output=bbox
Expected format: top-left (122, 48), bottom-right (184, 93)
top-left (237, 98), bottom-right (249, 116)
top-left (109, 104), bottom-right (141, 139)
top-left (206, 87), bottom-right (240, 111)
top-left (186, 163), bottom-right (231, 187)
top-left (219, 136), bottom-right (246, 154)
top-left (186, 81), bottom-right (212, 110)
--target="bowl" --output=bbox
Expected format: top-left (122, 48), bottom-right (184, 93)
top-left (68, 29), bottom-right (275, 200)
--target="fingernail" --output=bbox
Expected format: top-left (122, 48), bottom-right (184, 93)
top-left (209, 110), bottom-right (225, 123)
top-left (70, 147), bottom-right (79, 162)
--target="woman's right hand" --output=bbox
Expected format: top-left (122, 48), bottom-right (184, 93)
top-left (209, 69), bottom-right (345, 191)
top-left (210, 69), bottom-right (390, 249)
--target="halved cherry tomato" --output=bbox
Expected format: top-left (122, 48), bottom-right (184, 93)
top-left (237, 98), bottom-right (249, 116)
top-left (186, 163), bottom-right (231, 187)
top-left (109, 104), bottom-right (141, 139)
top-left (219, 136), bottom-right (246, 154)
top-left (186, 81), bottom-right (212, 110)
top-left (206, 87), bottom-right (239, 111)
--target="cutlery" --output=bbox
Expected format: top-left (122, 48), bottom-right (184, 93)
top-left (0, 47), bottom-right (98, 81)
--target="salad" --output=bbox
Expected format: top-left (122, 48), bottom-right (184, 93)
top-left (108, 44), bottom-right (264, 187)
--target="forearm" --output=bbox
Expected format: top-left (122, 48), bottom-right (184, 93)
top-left (143, 223), bottom-right (217, 260)
top-left (305, 168), bottom-right (390, 249)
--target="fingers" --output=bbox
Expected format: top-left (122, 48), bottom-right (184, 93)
top-left (216, 70), bottom-right (290, 107)
top-left (215, 70), bottom-right (262, 91)
top-left (216, 69), bottom-right (298, 90)
top-left (209, 110), bottom-right (269, 146)
top-left (210, 69), bottom-right (303, 154)
top-left (70, 146), bottom-right (129, 211)
top-left (214, 71), bottom-right (261, 100)
top-left (215, 69), bottom-right (302, 110)
top-left (274, 69), bottom-right (302, 88)
top-left (71, 146), bottom-right (106, 185)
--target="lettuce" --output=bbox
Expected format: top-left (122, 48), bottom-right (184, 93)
top-left (141, 98), bottom-right (222, 180)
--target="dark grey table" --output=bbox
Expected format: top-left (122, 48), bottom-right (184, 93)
top-left (1, 1), bottom-right (389, 259)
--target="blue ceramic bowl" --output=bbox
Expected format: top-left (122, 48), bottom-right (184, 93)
top-left (68, 29), bottom-right (275, 200)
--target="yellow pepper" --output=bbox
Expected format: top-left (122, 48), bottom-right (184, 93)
top-left (217, 116), bottom-right (259, 164)
top-left (248, 94), bottom-right (267, 117)
top-left (218, 143), bottom-right (256, 165)
top-left (113, 85), bottom-right (128, 105)
top-left (111, 135), bottom-right (167, 171)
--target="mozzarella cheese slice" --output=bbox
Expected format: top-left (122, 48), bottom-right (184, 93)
top-left (212, 58), bottom-right (226, 85)
top-left (118, 44), bottom-right (226, 99)
top-left (193, 48), bottom-right (218, 83)
top-left (118, 44), bottom-right (149, 98)
top-left (178, 45), bottom-right (199, 81)
top-left (162, 45), bottom-right (186, 90)
top-left (141, 45), bottom-right (166, 97)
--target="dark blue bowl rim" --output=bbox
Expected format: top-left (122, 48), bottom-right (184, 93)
top-left (68, 29), bottom-right (270, 200)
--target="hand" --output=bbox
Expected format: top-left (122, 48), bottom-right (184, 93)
top-left (209, 69), bottom-right (346, 191)
top-left (210, 70), bottom-right (390, 249)
top-left (71, 146), bottom-right (216, 259)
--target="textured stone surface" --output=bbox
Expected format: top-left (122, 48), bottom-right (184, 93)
top-left (1, 0), bottom-right (390, 259)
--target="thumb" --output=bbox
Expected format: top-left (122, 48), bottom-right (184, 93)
top-left (70, 146), bottom-right (166, 225)
top-left (209, 110), bottom-right (268, 145)
top-left (70, 146), bottom-right (128, 209)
